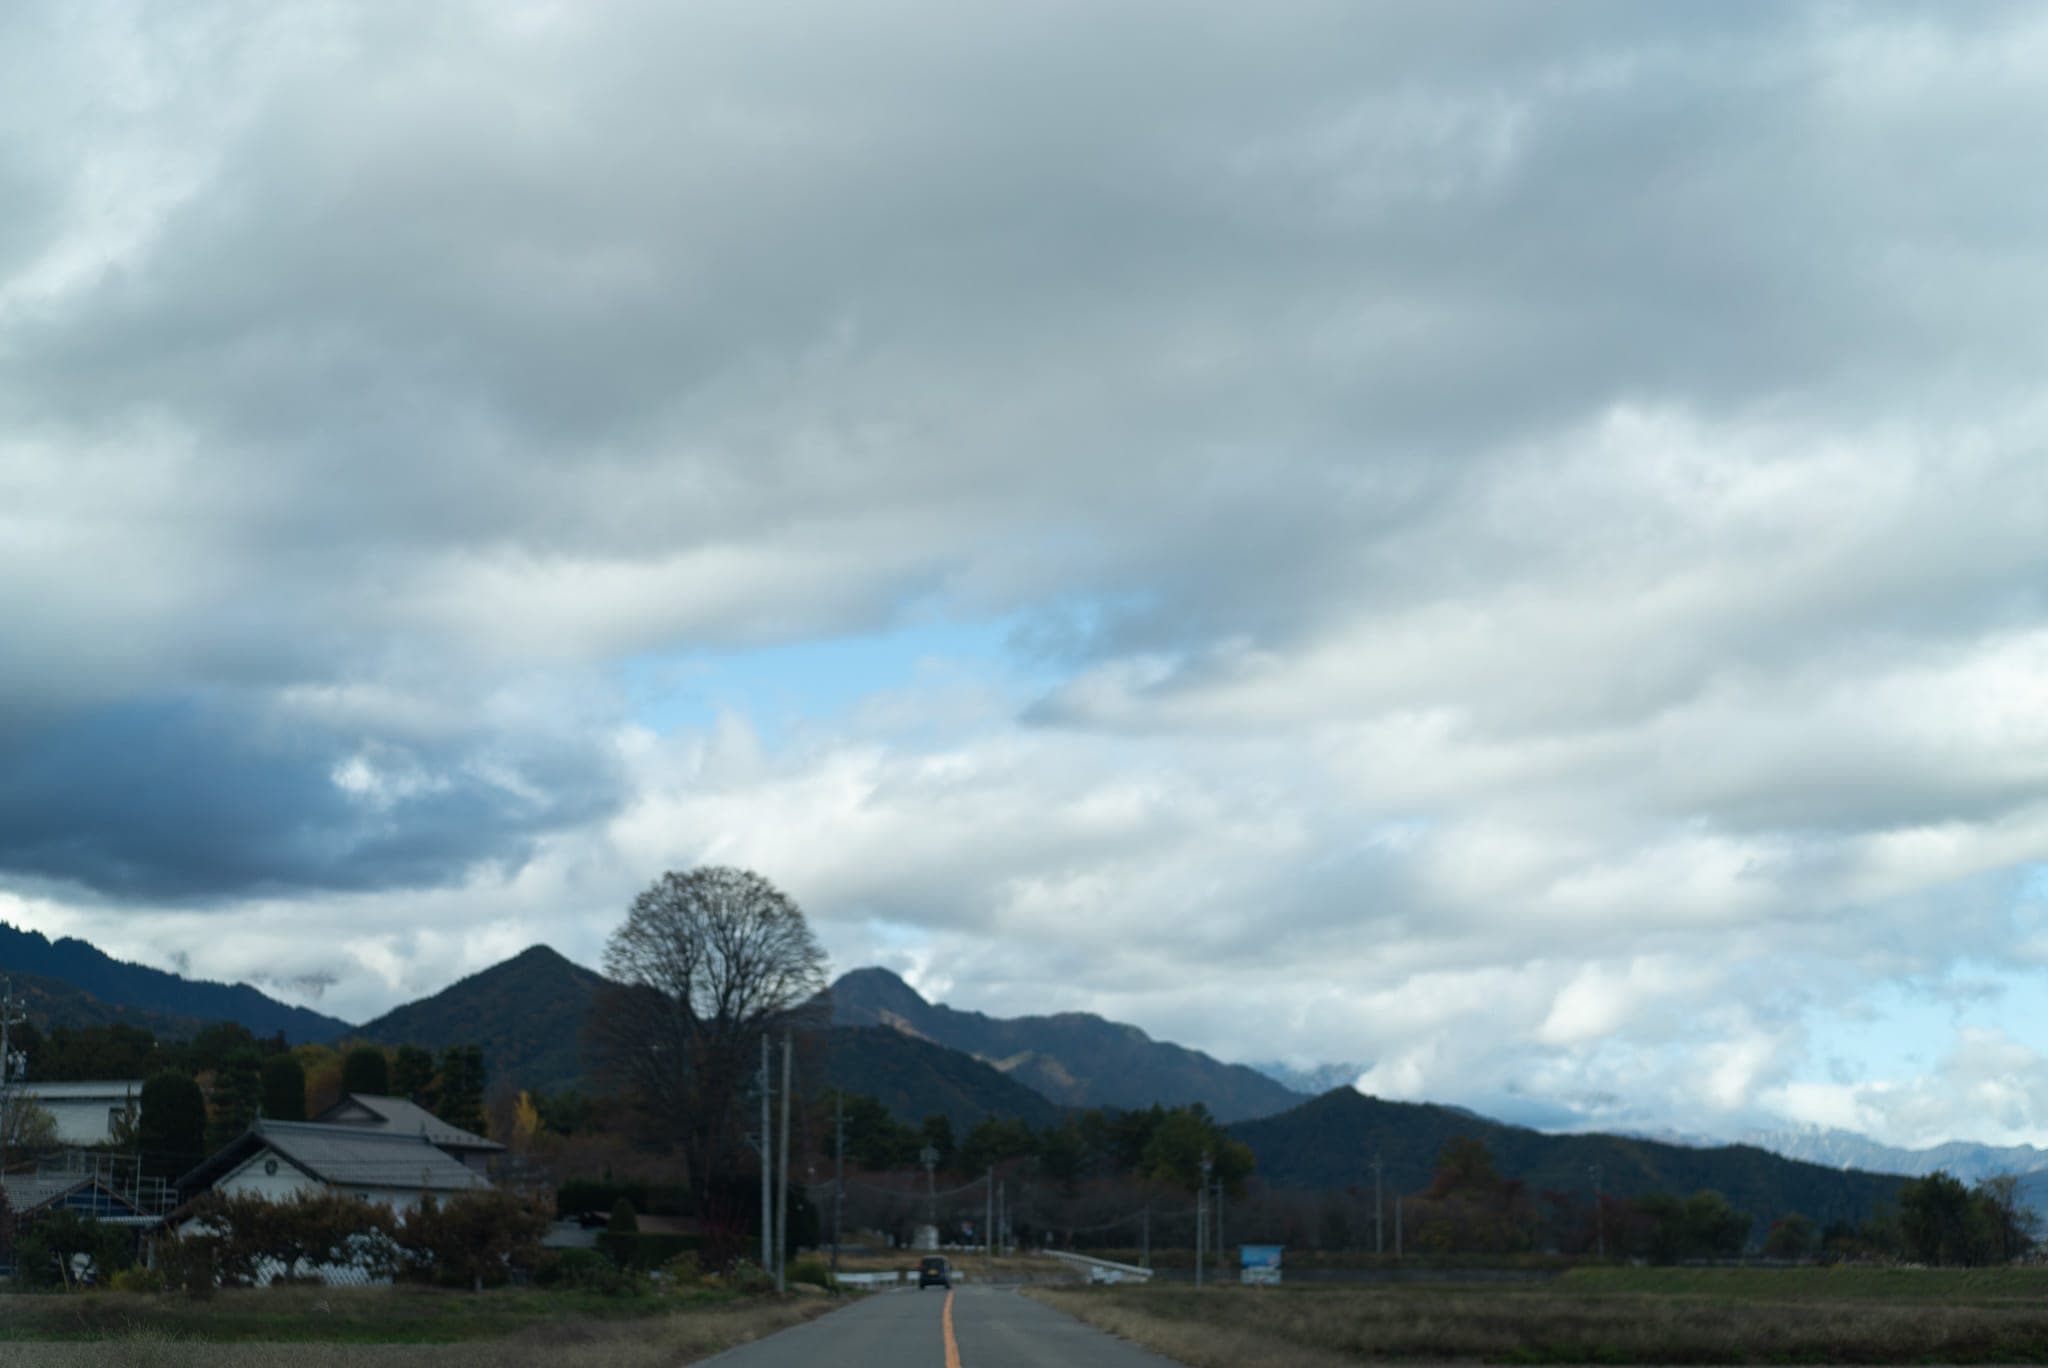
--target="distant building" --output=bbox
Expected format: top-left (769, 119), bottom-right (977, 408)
top-left (312, 1094), bottom-right (504, 1174)
top-left (14, 1080), bottom-right (142, 1147)
top-left (178, 1116), bottom-right (492, 1210)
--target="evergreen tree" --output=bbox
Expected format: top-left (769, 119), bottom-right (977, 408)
top-left (437, 1045), bottom-right (487, 1133)
top-left (137, 1072), bottom-right (207, 1180)
top-left (207, 1048), bottom-right (264, 1149)
top-left (261, 1053), bottom-right (307, 1121)
top-left (392, 1045), bottom-right (436, 1104)
top-left (342, 1045), bottom-right (391, 1097)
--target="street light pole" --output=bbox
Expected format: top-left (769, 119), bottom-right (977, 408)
top-left (920, 1144), bottom-right (940, 1245)
top-left (776, 1033), bottom-right (792, 1293)
top-left (758, 1034), bottom-right (772, 1275)
top-left (1196, 1151), bottom-right (1212, 1289)
top-left (832, 1089), bottom-right (844, 1274)
top-left (1590, 1164), bottom-right (1605, 1259)
top-left (1373, 1151), bottom-right (1384, 1256)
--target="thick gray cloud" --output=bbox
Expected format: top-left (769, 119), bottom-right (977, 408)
top-left (4, 1), bottom-right (2048, 1143)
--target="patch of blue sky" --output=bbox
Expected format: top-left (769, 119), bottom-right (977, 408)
top-left (619, 613), bottom-right (1061, 745)
top-left (1798, 963), bottom-right (2048, 1084)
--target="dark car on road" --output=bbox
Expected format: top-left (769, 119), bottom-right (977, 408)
top-left (919, 1255), bottom-right (951, 1288)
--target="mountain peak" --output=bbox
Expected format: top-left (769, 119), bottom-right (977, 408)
top-left (827, 964), bottom-right (1306, 1122)
top-left (831, 966), bottom-right (936, 1024)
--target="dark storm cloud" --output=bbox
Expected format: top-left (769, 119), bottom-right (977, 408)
top-left (0, 692), bottom-right (620, 899)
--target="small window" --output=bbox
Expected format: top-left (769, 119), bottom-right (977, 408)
top-left (264, 1158), bottom-right (280, 1176)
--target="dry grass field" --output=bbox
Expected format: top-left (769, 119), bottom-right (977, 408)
top-left (0, 1286), bottom-right (840, 1367)
top-left (1033, 1267), bottom-right (2048, 1365)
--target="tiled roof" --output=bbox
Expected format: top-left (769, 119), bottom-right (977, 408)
top-left (17, 1080), bottom-right (143, 1100)
top-left (257, 1120), bottom-right (491, 1191)
top-left (318, 1094), bottom-right (505, 1152)
top-left (180, 1119), bottom-right (492, 1195)
top-left (1, 1172), bottom-right (88, 1212)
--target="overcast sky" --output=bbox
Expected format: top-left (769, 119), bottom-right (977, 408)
top-left (5, 1), bottom-right (2047, 1148)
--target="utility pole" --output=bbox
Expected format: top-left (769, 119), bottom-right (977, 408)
top-left (920, 1143), bottom-right (940, 1244)
top-left (1590, 1164), bottom-right (1605, 1259)
top-left (985, 1167), bottom-right (995, 1275)
top-left (776, 1033), bottom-right (792, 1293)
top-left (1196, 1151), bottom-right (1211, 1289)
top-left (1141, 1204), bottom-right (1150, 1269)
top-left (0, 979), bottom-right (24, 1175)
top-left (1214, 1179), bottom-right (1226, 1282)
top-left (832, 1090), bottom-right (844, 1274)
top-left (1395, 1195), bottom-right (1403, 1259)
top-left (1372, 1151), bottom-right (1385, 1256)
top-left (759, 1034), bottom-right (773, 1275)
top-left (998, 1179), bottom-right (1006, 1255)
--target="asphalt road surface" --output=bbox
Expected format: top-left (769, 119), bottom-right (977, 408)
top-left (698, 1283), bottom-right (1182, 1368)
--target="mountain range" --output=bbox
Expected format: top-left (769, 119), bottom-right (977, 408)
top-left (1740, 1125), bottom-right (2048, 1184)
top-left (0, 921), bottom-right (351, 1042)
top-left (1234, 1088), bottom-right (1908, 1231)
top-left (830, 966), bottom-right (1306, 1123)
top-left (0, 923), bottom-right (2010, 1222)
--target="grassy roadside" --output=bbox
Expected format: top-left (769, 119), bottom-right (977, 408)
top-left (1031, 1272), bottom-right (2048, 1365)
top-left (0, 1285), bottom-right (844, 1367)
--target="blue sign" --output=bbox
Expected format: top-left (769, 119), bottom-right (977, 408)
top-left (1240, 1244), bottom-right (1283, 1284)
top-left (1240, 1245), bottom-right (1283, 1269)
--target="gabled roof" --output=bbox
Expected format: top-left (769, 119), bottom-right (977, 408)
top-left (17, 1079), bottom-right (144, 1101)
top-left (178, 1118), bottom-right (492, 1195)
top-left (1, 1171), bottom-right (151, 1222)
top-left (314, 1094), bottom-right (505, 1152)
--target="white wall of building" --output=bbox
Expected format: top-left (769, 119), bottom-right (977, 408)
top-left (19, 1085), bottom-right (137, 1146)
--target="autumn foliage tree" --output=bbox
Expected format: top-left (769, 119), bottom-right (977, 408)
top-left (397, 1189), bottom-right (552, 1290)
top-left (587, 866), bottom-right (828, 1213)
top-left (1407, 1136), bottom-right (1537, 1254)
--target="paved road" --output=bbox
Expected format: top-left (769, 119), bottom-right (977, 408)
top-left (698, 1283), bottom-right (1182, 1368)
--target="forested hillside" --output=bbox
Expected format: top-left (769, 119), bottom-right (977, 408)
top-left (821, 1026), bottom-right (1067, 1132)
top-left (354, 944), bottom-right (606, 1093)
top-left (830, 966), bottom-right (1305, 1122)
top-left (0, 923), bottom-right (346, 1042)
top-left (1233, 1088), bottom-right (1907, 1232)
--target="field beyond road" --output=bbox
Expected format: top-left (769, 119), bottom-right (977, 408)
top-left (1032, 1266), bottom-right (2048, 1365)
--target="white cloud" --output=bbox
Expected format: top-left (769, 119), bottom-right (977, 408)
top-left (2, 1), bottom-right (2047, 1145)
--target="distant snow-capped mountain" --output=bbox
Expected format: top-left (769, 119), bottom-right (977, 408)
top-left (1742, 1125), bottom-right (2048, 1182)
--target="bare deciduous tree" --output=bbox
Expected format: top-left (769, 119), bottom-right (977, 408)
top-left (588, 866), bottom-right (828, 1210)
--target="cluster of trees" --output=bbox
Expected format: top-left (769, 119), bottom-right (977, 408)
top-left (1804, 1172), bottom-right (2039, 1266)
top-left (6, 1017), bottom-right (495, 1184)
top-left (1386, 1137), bottom-right (1753, 1260)
top-left (834, 1096), bottom-right (1255, 1193)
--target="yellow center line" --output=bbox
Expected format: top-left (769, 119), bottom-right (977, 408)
top-left (943, 1287), bottom-right (962, 1368)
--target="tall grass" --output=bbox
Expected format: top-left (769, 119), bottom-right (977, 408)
top-left (3, 1300), bottom-right (835, 1368)
top-left (1035, 1279), bottom-right (2048, 1364)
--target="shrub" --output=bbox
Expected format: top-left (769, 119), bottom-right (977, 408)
top-left (154, 1234), bottom-right (217, 1299)
top-left (788, 1257), bottom-right (833, 1290)
top-left (659, 1250), bottom-right (703, 1285)
top-left (176, 1190), bottom-right (399, 1286)
top-left (110, 1266), bottom-right (166, 1293)
top-left (8, 1210), bottom-right (134, 1289)
top-left (396, 1189), bottom-right (553, 1290)
top-left (537, 1247), bottom-right (643, 1296)
top-left (609, 1198), bottom-right (639, 1233)
top-left (723, 1258), bottom-right (774, 1294)
top-left (599, 1230), bottom-right (705, 1269)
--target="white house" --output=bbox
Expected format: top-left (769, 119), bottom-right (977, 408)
top-left (14, 1080), bottom-right (141, 1146)
top-left (178, 1117), bottom-right (492, 1212)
